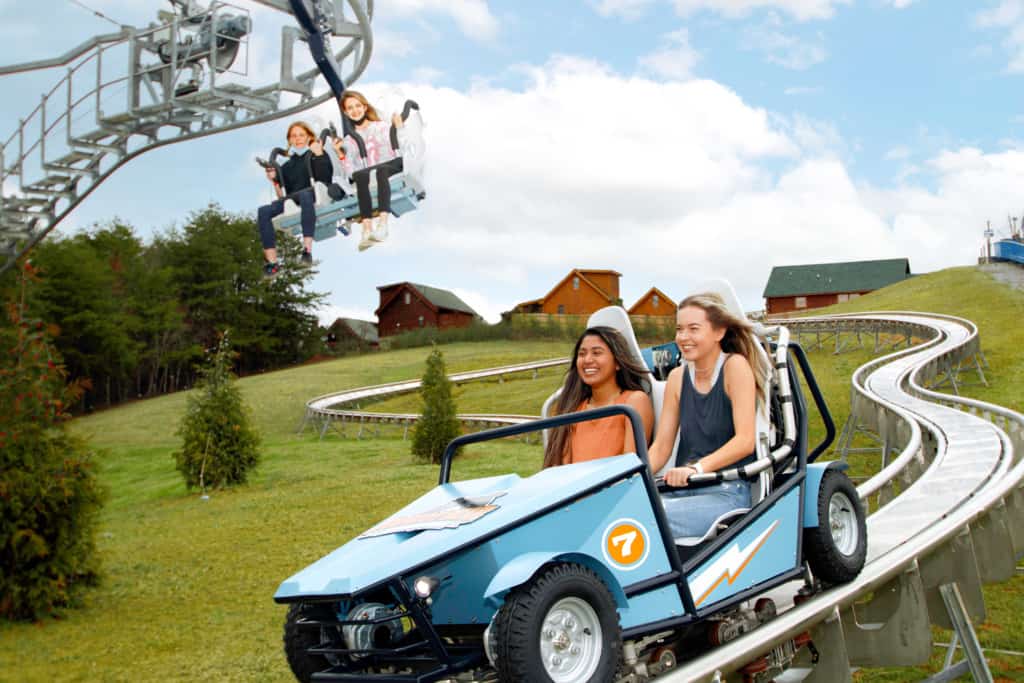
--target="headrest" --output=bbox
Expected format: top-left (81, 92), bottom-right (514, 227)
top-left (585, 306), bottom-right (650, 385)
top-left (683, 278), bottom-right (764, 335)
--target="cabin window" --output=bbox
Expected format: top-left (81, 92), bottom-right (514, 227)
top-left (572, 276), bottom-right (579, 290)
top-left (795, 296), bottom-right (807, 309)
top-left (652, 294), bottom-right (660, 307)
top-left (404, 292), bottom-right (411, 305)
top-left (557, 304), bottom-right (565, 314)
top-left (837, 293), bottom-right (849, 303)
top-left (850, 293), bottom-right (860, 299)
top-left (418, 316), bottom-right (425, 327)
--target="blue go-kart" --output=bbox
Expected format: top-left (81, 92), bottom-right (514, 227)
top-left (273, 286), bottom-right (867, 683)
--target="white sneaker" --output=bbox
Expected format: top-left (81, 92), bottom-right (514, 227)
top-left (358, 232), bottom-right (374, 251)
top-left (370, 219), bottom-right (388, 242)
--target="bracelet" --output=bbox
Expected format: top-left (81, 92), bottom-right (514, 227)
top-left (691, 461), bottom-right (704, 474)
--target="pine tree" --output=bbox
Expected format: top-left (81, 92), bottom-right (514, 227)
top-left (0, 262), bottom-right (103, 621)
top-left (173, 331), bottom-right (261, 490)
top-left (411, 346), bottom-right (461, 464)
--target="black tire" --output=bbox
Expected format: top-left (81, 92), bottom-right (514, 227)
top-left (283, 602), bottom-right (341, 683)
top-left (494, 563), bottom-right (622, 683)
top-left (803, 469), bottom-right (867, 584)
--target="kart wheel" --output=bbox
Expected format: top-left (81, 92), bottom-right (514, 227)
top-left (494, 563), bottom-right (621, 683)
top-left (283, 602), bottom-right (341, 683)
top-left (804, 470), bottom-right (867, 584)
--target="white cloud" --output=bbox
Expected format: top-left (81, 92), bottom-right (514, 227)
top-left (590, 0), bottom-right (658, 20)
top-left (783, 85), bottom-right (822, 95)
top-left (410, 66), bottom-right (445, 84)
top-left (452, 288), bottom-right (505, 323)
top-left (743, 22), bottom-right (828, 69)
top-left (340, 57), bottom-right (1020, 315)
top-left (389, 0), bottom-right (499, 41)
top-left (974, 1), bottom-right (1024, 72)
top-left (885, 0), bottom-right (917, 7)
top-left (317, 303), bottom-right (376, 327)
top-left (672, 0), bottom-right (851, 22)
top-left (638, 29), bottom-right (701, 80)
top-left (885, 145), bottom-right (912, 161)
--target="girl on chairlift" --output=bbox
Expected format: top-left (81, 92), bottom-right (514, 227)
top-left (331, 91), bottom-right (406, 252)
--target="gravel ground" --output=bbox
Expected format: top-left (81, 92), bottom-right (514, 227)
top-left (979, 261), bottom-right (1024, 291)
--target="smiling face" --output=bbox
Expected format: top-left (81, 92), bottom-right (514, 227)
top-left (343, 96), bottom-right (367, 122)
top-left (676, 305), bottom-right (726, 364)
top-left (287, 125), bottom-right (312, 149)
top-left (576, 334), bottom-right (619, 390)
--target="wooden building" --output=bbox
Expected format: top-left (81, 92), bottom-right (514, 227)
top-left (326, 318), bottom-right (379, 349)
top-left (628, 287), bottom-right (676, 317)
top-left (376, 282), bottom-right (480, 337)
top-left (763, 258), bottom-right (911, 314)
top-left (514, 269), bottom-right (622, 315)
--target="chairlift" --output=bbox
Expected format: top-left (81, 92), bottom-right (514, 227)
top-left (255, 100), bottom-right (426, 245)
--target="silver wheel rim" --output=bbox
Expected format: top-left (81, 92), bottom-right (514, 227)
top-left (829, 490), bottom-right (859, 556)
top-left (539, 597), bottom-right (602, 682)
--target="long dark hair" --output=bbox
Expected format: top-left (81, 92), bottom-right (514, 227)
top-left (543, 327), bottom-right (651, 468)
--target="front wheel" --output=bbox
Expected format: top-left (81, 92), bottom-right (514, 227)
top-left (494, 563), bottom-right (622, 683)
top-left (804, 470), bottom-right (867, 584)
top-left (283, 602), bottom-right (342, 682)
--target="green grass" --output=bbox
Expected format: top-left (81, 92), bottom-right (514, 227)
top-left (2, 268), bottom-right (1023, 681)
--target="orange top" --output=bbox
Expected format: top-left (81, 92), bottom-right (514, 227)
top-left (563, 390), bottom-right (642, 465)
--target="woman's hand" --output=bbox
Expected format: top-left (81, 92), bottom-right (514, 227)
top-left (264, 166), bottom-right (278, 184)
top-left (664, 466), bottom-right (696, 488)
top-left (391, 112), bottom-right (403, 128)
top-left (331, 138), bottom-right (346, 158)
top-left (310, 139), bottom-right (325, 156)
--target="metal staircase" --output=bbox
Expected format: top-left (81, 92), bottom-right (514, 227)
top-left (0, 0), bottom-right (374, 274)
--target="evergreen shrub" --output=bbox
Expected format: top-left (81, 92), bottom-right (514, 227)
top-left (0, 264), bottom-right (103, 620)
top-left (173, 332), bottom-right (260, 490)
top-left (411, 346), bottom-right (461, 464)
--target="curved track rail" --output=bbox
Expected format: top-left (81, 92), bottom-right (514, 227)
top-left (301, 312), bottom-right (1023, 680)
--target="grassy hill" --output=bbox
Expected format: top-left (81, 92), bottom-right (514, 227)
top-left (1, 265), bottom-right (1021, 681)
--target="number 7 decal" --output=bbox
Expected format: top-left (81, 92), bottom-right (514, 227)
top-left (602, 519), bottom-right (650, 570)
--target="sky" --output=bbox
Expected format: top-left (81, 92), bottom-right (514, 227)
top-left (3, 0), bottom-right (1024, 324)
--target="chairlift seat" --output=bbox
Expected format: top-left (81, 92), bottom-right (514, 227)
top-left (270, 173), bottom-right (425, 242)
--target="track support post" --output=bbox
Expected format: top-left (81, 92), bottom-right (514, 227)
top-left (842, 563), bottom-right (933, 667)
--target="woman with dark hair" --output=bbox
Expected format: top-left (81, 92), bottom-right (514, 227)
top-left (648, 292), bottom-right (769, 538)
top-left (543, 327), bottom-right (655, 469)
top-left (330, 90), bottom-right (405, 251)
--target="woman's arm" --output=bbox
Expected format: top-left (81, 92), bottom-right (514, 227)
top-left (621, 390), bottom-right (654, 455)
top-left (647, 368), bottom-right (682, 473)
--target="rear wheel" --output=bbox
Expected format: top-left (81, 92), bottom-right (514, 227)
top-left (283, 602), bottom-right (342, 682)
top-left (494, 563), bottom-right (621, 683)
top-left (804, 470), bottom-right (867, 584)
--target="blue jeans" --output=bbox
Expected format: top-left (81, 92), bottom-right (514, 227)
top-left (660, 480), bottom-right (751, 539)
top-left (257, 188), bottom-right (316, 249)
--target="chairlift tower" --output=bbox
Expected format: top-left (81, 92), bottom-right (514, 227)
top-left (0, 0), bottom-right (374, 274)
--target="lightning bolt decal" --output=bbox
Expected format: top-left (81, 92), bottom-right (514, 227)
top-left (689, 520), bottom-right (780, 607)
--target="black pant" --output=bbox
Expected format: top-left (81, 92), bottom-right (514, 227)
top-left (257, 188), bottom-right (316, 249)
top-left (351, 158), bottom-right (404, 220)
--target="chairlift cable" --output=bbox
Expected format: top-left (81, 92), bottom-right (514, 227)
top-left (66, 0), bottom-right (123, 27)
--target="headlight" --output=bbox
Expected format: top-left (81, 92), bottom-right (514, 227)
top-left (413, 575), bottom-right (440, 599)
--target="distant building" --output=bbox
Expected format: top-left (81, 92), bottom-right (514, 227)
top-left (514, 268), bottom-right (622, 315)
top-left (628, 287), bottom-right (676, 317)
top-left (326, 318), bottom-right (379, 349)
top-left (763, 258), bottom-right (912, 314)
top-left (376, 282), bottom-right (480, 337)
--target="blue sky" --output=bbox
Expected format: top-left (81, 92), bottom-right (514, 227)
top-left (3, 0), bottom-right (1024, 323)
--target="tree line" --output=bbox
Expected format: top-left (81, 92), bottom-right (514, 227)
top-left (0, 204), bottom-right (326, 411)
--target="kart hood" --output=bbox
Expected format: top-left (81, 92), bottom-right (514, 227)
top-left (274, 454), bottom-right (643, 601)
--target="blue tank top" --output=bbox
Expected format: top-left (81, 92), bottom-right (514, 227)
top-left (674, 354), bottom-right (756, 469)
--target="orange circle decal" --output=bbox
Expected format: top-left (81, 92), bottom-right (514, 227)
top-left (601, 519), bottom-right (650, 570)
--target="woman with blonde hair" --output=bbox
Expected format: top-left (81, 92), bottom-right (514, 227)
top-left (543, 327), bottom-right (654, 469)
top-left (647, 292), bottom-right (768, 538)
top-left (330, 90), bottom-right (405, 251)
